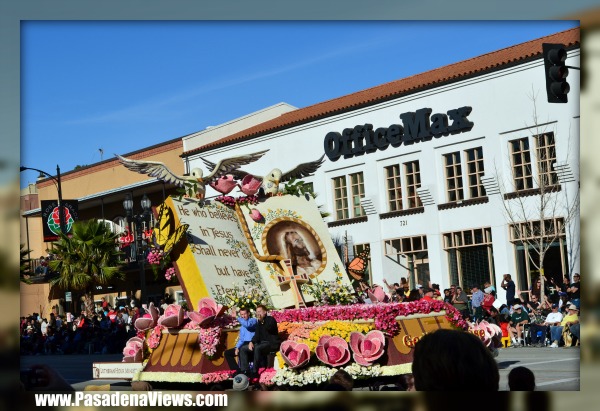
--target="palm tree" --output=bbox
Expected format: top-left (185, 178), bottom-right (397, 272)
top-left (49, 219), bottom-right (124, 317)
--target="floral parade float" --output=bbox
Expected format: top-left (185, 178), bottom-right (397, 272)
top-left (97, 151), bottom-right (492, 389)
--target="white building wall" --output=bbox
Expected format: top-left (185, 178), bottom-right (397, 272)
top-left (185, 50), bottom-right (580, 304)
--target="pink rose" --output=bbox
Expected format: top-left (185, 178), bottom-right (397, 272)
top-left (122, 337), bottom-right (143, 362)
top-left (134, 302), bottom-right (160, 332)
top-left (188, 298), bottom-right (226, 327)
top-left (249, 208), bottom-right (264, 222)
top-left (315, 335), bottom-right (350, 367)
top-left (157, 304), bottom-right (185, 328)
top-left (349, 330), bottom-right (386, 366)
top-left (280, 341), bottom-right (310, 369)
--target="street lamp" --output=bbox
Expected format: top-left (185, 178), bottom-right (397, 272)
top-left (123, 193), bottom-right (152, 305)
top-left (20, 164), bottom-right (66, 235)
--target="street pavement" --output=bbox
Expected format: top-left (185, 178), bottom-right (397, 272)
top-left (496, 345), bottom-right (580, 390)
top-left (20, 346), bottom-right (580, 391)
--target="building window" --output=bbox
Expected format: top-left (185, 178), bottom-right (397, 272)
top-left (404, 161), bottom-right (422, 208)
top-left (536, 132), bottom-right (559, 187)
top-left (384, 235), bottom-right (429, 287)
top-left (510, 137), bottom-right (534, 191)
top-left (385, 165), bottom-right (403, 211)
top-left (349, 172), bottom-right (365, 217)
top-left (444, 152), bottom-right (464, 202)
top-left (443, 227), bottom-right (494, 289)
top-left (333, 176), bottom-right (349, 220)
top-left (509, 217), bottom-right (567, 295)
top-left (332, 173), bottom-right (365, 220)
top-left (465, 147), bottom-right (486, 198)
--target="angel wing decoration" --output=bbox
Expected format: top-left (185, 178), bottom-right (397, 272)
top-left (116, 150), bottom-right (268, 199)
top-left (201, 154), bottom-right (326, 196)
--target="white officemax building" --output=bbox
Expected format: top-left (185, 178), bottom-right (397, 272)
top-left (182, 28), bottom-right (580, 305)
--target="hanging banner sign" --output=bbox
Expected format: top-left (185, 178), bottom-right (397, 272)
top-left (41, 200), bottom-right (79, 241)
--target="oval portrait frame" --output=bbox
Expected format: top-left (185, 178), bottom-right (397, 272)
top-left (261, 216), bottom-right (327, 279)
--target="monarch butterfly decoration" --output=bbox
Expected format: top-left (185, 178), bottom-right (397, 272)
top-left (152, 202), bottom-right (190, 255)
top-left (347, 247), bottom-right (370, 281)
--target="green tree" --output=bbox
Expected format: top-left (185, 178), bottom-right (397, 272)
top-left (48, 219), bottom-right (124, 317)
top-left (20, 244), bottom-right (32, 284)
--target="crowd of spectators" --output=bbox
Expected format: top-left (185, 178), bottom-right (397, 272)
top-left (359, 271), bottom-right (581, 348)
top-left (20, 294), bottom-right (175, 356)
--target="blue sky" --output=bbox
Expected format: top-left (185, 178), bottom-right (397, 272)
top-left (20, 21), bottom-right (578, 188)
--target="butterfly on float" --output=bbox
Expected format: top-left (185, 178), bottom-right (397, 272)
top-left (347, 247), bottom-right (370, 281)
top-left (152, 202), bottom-right (190, 255)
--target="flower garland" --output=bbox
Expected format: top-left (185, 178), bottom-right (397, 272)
top-left (190, 315), bottom-right (239, 357)
top-left (215, 194), bottom-right (259, 209)
top-left (269, 363), bottom-right (385, 387)
top-left (146, 325), bottom-right (164, 350)
top-left (201, 370), bottom-right (236, 384)
top-left (258, 368), bottom-right (278, 385)
top-left (272, 365), bottom-right (335, 387)
top-left (198, 325), bottom-right (222, 357)
top-left (271, 301), bottom-right (468, 336)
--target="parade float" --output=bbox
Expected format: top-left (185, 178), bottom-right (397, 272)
top-left (92, 151), bottom-right (488, 389)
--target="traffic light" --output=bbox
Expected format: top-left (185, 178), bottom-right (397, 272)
top-left (542, 43), bottom-right (570, 103)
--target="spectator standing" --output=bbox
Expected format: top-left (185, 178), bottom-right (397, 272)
top-left (120, 308), bottom-right (129, 325)
top-left (443, 289), bottom-right (453, 304)
top-left (401, 282), bottom-right (410, 298)
top-left (451, 287), bottom-right (469, 319)
top-left (501, 274), bottom-right (516, 305)
top-left (422, 288), bottom-right (435, 302)
top-left (566, 273), bottom-right (580, 309)
top-left (482, 287), bottom-right (495, 316)
top-left (107, 306), bottom-right (117, 323)
top-left (48, 313), bottom-right (56, 329)
top-left (405, 289), bottom-right (422, 302)
top-left (558, 292), bottom-right (569, 314)
top-left (471, 285), bottom-right (485, 322)
top-left (483, 280), bottom-right (496, 295)
top-left (35, 256), bottom-right (48, 275)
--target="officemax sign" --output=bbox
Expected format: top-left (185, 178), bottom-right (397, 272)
top-left (323, 106), bottom-right (474, 161)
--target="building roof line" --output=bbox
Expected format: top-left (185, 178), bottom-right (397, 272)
top-left (182, 27), bottom-right (579, 157)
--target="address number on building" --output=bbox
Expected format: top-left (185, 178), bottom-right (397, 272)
top-left (399, 220), bottom-right (407, 226)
